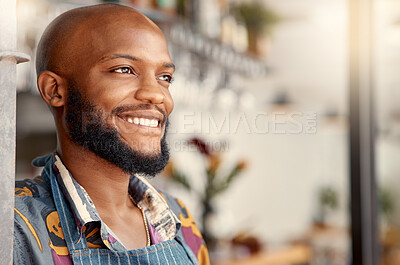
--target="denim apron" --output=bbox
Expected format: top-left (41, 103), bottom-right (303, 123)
top-left (44, 155), bottom-right (199, 265)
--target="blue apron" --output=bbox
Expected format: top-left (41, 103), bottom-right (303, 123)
top-left (46, 157), bottom-right (199, 265)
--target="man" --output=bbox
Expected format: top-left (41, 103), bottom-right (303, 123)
top-left (14, 4), bottom-right (209, 265)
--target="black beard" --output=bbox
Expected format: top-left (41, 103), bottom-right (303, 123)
top-left (65, 80), bottom-right (170, 177)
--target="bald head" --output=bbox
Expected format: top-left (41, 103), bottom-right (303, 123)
top-left (36, 4), bottom-right (163, 78)
top-left (35, 3), bottom-right (175, 175)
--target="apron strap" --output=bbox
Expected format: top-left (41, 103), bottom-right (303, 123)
top-left (175, 235), bottom-right (200, 265)
top-left (48, 161), bottom-right (87, 253)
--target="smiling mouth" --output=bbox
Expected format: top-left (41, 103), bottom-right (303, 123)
top-left (118, 114), bottom-right (161, 129)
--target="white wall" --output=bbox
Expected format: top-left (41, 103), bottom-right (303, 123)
top-left (154, 107), bottom-right (349, 244)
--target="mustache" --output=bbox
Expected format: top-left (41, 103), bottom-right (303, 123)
top-left (111, 104), bottom-right (167, 125)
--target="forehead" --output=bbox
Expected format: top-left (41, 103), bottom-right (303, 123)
top-left (71, 13), bottom-right (172, 69)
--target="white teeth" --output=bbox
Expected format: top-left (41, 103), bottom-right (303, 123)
top-left (151, 120), bottom-right (158, 127)
top-left (124, 116), bottom-right (159, 128)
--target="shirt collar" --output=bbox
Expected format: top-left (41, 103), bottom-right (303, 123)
top-left (48, 153), bottom-right (180, 250)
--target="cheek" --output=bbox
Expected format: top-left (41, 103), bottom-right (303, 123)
top-left (164, 90), bottom-right (174, 115)
top-left (82, 72), bottom-right (127, 105)
top-left (91, 87), bottom-right (130, 112)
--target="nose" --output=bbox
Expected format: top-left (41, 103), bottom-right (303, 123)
top-left (134, 76), bottom-right (165, 104)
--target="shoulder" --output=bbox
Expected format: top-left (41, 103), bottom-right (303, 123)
top-left (15, 176), bottom-right (55, 223)
top-left (15, 176), bottom-right (51, 199)
top-left (159, 191), bottom-right (210, 265)
top-left (14, 177), bottom-right (53, 239)
top-left (14, 177), bottom-right (66, 265)
top-left (14, 177), bottom-right (55, 224)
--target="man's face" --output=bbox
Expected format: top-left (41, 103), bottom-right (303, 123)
top-left (63, 18), bottom-right (174, 176)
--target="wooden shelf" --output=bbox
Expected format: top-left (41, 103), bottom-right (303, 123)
top-left (213, 244), bottom-right (311, 265)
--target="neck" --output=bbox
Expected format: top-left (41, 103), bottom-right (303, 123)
top-left (56, 137), bottom-right (132, 215)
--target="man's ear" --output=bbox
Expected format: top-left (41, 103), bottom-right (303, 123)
top-left (37, 71), bottom-right (68, 107)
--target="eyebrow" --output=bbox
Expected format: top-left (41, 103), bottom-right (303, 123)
top-left (164, 63), bottom-right (176, 70)
top-left (98, 54), bottom-right (175, 70)
top-left (98, 54), bottom-right (140, 63)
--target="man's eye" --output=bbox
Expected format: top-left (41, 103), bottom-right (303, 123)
top-left (158, 75), bottom-right (174, 83)
top-left (113, 67), bottom-right (133, 74)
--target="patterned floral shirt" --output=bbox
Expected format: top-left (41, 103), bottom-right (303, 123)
top-left (14, 153), bottom-right (210, 265)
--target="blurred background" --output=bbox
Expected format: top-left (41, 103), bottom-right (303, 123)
top-left (13, 0), bottom-right (400, 264)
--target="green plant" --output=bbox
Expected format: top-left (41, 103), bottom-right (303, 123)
top-left (315, 186), bottom-right (339, 225)
top-left (231, 1), bottom-right (280, 35)
top-left (231, 1), bottom-right (279, 55)
top-left (163, 137), bottom-right (246, 247)
top-left (319, 186), bottom-right (339, 210)
top-left (379, 186), bottom-right (395, 225)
